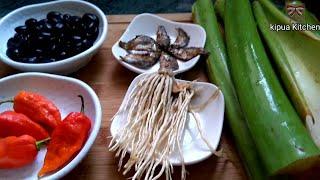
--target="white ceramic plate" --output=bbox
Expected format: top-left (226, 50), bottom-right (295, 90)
top-left (0, 0), bottom-right (108, 75)
top-left (0, 73), bottom-right (102, 180)
top-left (110, 73), bottom-right (224, 165)
top-left (112, 13), bottom-right (206, 74)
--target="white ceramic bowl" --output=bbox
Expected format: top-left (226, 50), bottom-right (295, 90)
top-left (0, 0), bottom-right (108, 75)
top-left (0, 72), bottom-right (102, 179)
top-left (110, 73), bottom-right (224, 165)
top-left (112, 13), bottom-right (206, 74)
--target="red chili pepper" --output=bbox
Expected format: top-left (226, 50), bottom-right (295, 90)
top-left (0, 91), bottom-right (62, 133)
top-left (0, 111), bottom-right (49, 141)
top-left (0, 135), bottom-right (50, 169)
top-left (38, 95), bottom-right (91, 177)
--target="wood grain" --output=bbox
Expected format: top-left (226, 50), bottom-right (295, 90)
top-left (1, 13), bottom-right (319, 180)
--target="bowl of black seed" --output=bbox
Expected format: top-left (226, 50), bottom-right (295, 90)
top-left (0, 0), bottom-right (108, 75)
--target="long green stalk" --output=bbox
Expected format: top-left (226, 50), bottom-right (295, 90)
top-left (192, 0), bottom-right (266, 179)
top-left (253, 0), bottom-right (320, 148)
top-left (225, 0), bottom-right (320, 175)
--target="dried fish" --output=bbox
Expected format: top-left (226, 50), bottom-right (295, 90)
top-left (171, 28), bottom-right (190, 48)
top-left (120, 51), bottom-right (160, 69)
top-left (168, 47), bottom-right (208, 61)
top-left (159, 52), bottom-right (179, 71)
top-left (119, 35), bottom-right (158, 51)
top-left (156, 26), bottom-right (170, 50)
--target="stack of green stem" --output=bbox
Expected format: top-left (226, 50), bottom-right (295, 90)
top-left (224, 0), bottom-right (320, 176)
top-left (192, 0), bottom-right (266, 179)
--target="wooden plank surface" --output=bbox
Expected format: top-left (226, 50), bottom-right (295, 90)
top-left (0, 13), bottom-right (319, 180)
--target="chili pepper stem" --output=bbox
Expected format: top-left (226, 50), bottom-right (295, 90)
top-left (36, 137), bottom-right (51, 151)
top-left (78, 95), bottom-right (85, 113)
top-left (0, 99), bottom-right (14, 106)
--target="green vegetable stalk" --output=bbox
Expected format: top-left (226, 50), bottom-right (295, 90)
top-left (213, 0), bottom-right (225, 21)
top-left (225, 0), bottom-right (320, 176)
top-left (253, 0), bottom-right (320, 148)
top-left (192, 0), bottom-right (266, 179)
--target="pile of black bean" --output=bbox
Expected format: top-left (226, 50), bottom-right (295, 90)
top-left (6, 11), bottom-right (99, 63)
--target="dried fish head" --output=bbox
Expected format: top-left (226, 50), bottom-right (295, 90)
top-left (156, 25), bottom-right (171, 50)
top-left (120, 51), bottom-right (160, 69)
top-left (168, 47), bottom-right (208, 61)
top-left (171, 28), bottom-right (190, 49)
top-left (119, 35), bottom-right (159, 52)
top-left (159, 52), bottom-right (179, 71)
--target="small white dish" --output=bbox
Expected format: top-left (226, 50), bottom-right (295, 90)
top-left (0, 72), bottom-right (102, 180)
top-left (112, 13), bottom-right (206, 74)
top-left (110, 73), bottom-right (224, 165)
top-left (0, 0), bottom-right (108, 75)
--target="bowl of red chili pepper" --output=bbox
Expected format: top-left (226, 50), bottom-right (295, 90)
top-left (0, 72), bottom-right (102, 179)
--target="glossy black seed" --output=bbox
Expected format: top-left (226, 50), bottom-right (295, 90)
top-left (12, 34), bottom-right (28, 48)
top-left (14, 26), bottom-right (28, 34)
top-left (71, 35), bottom-right (82, 44)
top-left (47, 11), bottom-right (62, 23)
top-left (6, 48), bottom-right (22, 59)
top-left (82, 39), bottom-right (93, 49)
top-left (35, 48), bottom-right (43, 56)
top-left (85, 31), bottom-right (98, 41)
top-left (48, 44), bottom-right (58, 53)
top-left (25, 18), bottom-right (37, 27)
top-left (89, 26), bottom-right (99, 35)
top-left (63, 14), bottom-right (71, 22)
top-left (41, 32), bottom-right (52, 39)
top-left (54, 23), bottom-right (64, 31)
top-left (38, 19), bottom-right (48, 26)
top-left (7, 38), bottom-right (19, 48)
top-left (70, 16), bottom-right (81, 25)
top-left (87, 22), bottom-right (96, 29)
top-left (82, 13), bottom-right (99, 24)
top-left (56, 35), bottom-right (64, 44)
top-left (42, 22), bottom-right (53, 32)
top-left (58, 51), bottom-right (67, 59)
top-left (25, 56), bottom-right (38, 63)
top-left (47, 11), bottom-right (61, 18)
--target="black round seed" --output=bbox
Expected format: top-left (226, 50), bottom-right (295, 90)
top-left (63, 14), bottom-right (71, 22)
top-left (71, 35), bottom-right (82, 44)
top-left (6, 48), bottom-right (22, 60)
top-left (47, 11), bottom-right (62, 24)
top-left (24, 56), bottom-right (38, 63)
top-left (82, 13), bottom-right (99, 24)
top-left (14, 26), bottom-right (28, 34)
top-left (25, 18), bottom-right (37, 28)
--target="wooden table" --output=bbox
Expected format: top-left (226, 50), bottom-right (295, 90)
top-left (1, 13), bottom-right (319, 180)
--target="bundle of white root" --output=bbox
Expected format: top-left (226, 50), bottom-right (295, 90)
top-left (109, 69), bottom-right (219, 180)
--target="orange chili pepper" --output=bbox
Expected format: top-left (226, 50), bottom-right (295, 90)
top-left (38, 95), bottom-right (91, 177)
top-left (0, 135), bottom-right (50, 169)
top-left (0, 91), bottom-right (62, 133)
top-left (0, 111), bottom-right (49, 141)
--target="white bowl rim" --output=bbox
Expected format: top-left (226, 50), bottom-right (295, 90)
top-left (112, 13), bottom-right (207, 74)
top-left (0, 72), bottom-right (102, 179)
top-left (0, 0), bottom-right (108, 68)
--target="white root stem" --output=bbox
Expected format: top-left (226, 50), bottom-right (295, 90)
top-left (109, 72), bottom-right (218, 180)
top-left (190, 110), bottom-right (223, 157)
